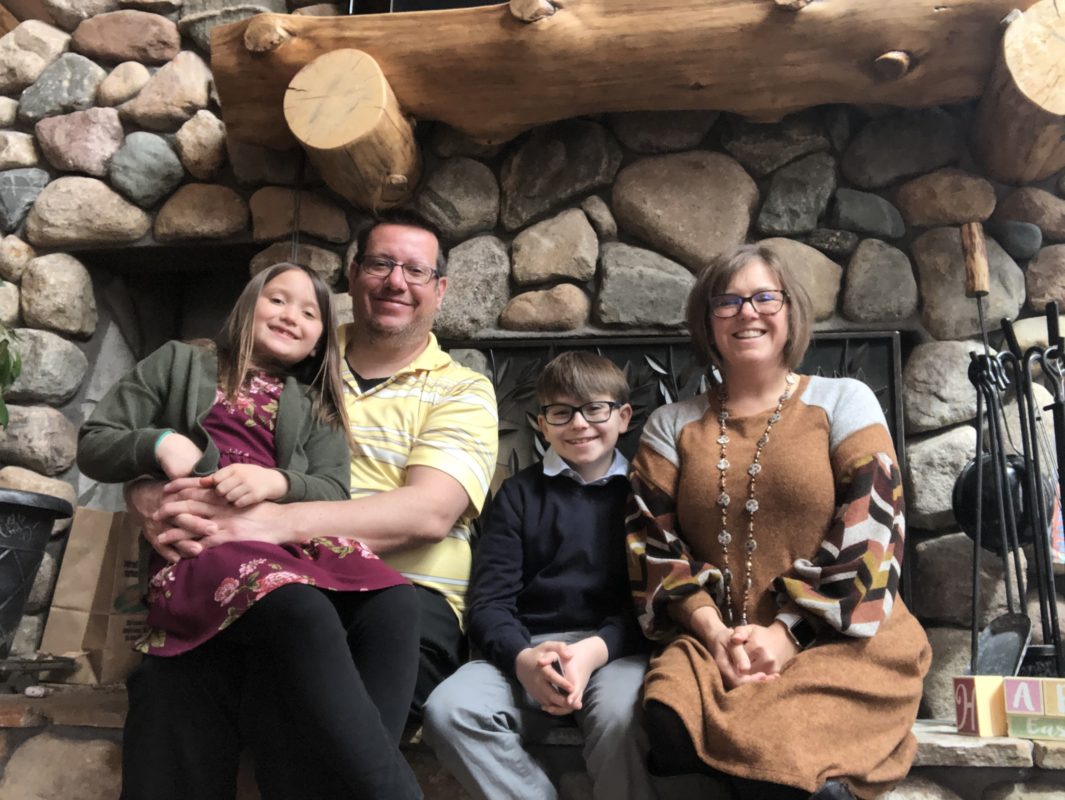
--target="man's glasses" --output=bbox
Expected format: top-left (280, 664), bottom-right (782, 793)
top-left (540, 401), bottom-right (622, 426)
top-left (709, 290), bottom-right (788, 319)
top-left (360, 256), bottom-right (439, 286)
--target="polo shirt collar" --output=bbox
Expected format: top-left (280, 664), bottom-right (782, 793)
top-left (541, 446), bottom-right (629, 487)
top-left (337, 325), bottom-right (451, 387)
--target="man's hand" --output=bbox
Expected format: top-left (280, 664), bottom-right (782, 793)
top-left (154, 433), bottom-right (203, 480)
top-left (157, 479), bottom-right (288, 549)
top-left (732, 622), bottom-right (799, 677)
top-left (124, 480), bottom-right (205, 563)
top-left (688, 606), bottom-right (776, 690)
top-left (200, 465), bottom-right (289, 508)
top-left (515, 642), bottom-right (575, 716)
top-left (557, 636), bottom-right (608, 711)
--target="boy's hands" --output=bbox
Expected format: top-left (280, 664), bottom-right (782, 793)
top-left (199, 464), bottom-right (289, 507)
top-left (558, 636), bottom-right (607, 711)
top-left (514, 636), bottom-right (609, 715)
top-left (155, 433), bottom-right (203, 480)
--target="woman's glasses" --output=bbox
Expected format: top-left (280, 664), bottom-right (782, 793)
top-left (709, 290), bottom-right (788, 318)
top-left (540, 401), bottom-right (622, 426)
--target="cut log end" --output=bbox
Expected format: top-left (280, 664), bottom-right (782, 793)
top-left (509, 0), bottom-right (558, 22)
top-left (873, 51), bottom-right (913, 81)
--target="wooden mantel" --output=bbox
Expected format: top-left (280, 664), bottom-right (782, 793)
top-left (211, 0), bottom-right (1041, 151)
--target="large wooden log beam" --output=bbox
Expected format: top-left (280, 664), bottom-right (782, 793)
top-left (972, 0), bottom-right (1065, 185)
top-left (211, 0), bottom-right (1041, 150)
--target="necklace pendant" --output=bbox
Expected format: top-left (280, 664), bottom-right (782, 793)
top-left (745, 539), bottom-right (757, 553)
top-left (718, 410), bottom-right (729, 423)
top-left (718, 530), bottom-right (732, 546)
top-left (758, 433), bottom-right (770, 447)
top-left (747, 463), bottom-right (761, 476)
top-left (769, 413), bottom-right (781, 423)
top-left (745, 498), bottom-right (759, 514)
top-left (716, 434), bottom-right (729, 445)
top-left (786, 373), bottom-right (797, 386)
top-left (717, 492), bottom-right (730, 507)
top-left (716, 458), bottom-right (729, 471)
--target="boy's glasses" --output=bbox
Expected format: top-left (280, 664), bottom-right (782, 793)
top-left (360, 256), bottom-right (439, 286)
top-left (709, 290), bottom-right (788, 318)
top-left (540, 401), bottom-right (622, 426)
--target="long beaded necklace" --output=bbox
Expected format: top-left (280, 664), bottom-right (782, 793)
top-left (715, 372), bottom-right (797, 625)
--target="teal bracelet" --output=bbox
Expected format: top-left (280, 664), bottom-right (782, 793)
top-left (154, 429), bottom-right (175, 461)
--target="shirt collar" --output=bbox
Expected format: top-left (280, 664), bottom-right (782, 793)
top-left (336, 325), bottom-right (450, 394)
top-left (541, 447), bottom-right (629, 487)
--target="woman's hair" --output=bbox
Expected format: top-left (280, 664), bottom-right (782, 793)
top-left (215, 262), bottom-right (352, 447)
top-left (686, 244), bottom-right (813, 371)
top-left (536, 350), bottom-right (630, 406)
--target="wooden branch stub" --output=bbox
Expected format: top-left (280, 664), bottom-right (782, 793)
top-left (284, 49), bottom-right (421, 211)
top-left (961, 222), bottom-right (991, 298)
top-left (873, 50), bottom-right (913, 80)
top-left (774, 0), bottom-right (814, 9)
top-left (244, 14), bottom-right (295, 53)
top-left (509, 0), bottom-right (557, 22)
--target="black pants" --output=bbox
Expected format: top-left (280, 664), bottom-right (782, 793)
top-left (410, 584), bottom-right (464, 717)
top-left (121, 583), bottom-right (422, 800)
top-left (645, 700), bottom-right (807, 800)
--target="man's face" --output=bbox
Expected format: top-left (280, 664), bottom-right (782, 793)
top-left (348, 223), bottom-right (447, 341)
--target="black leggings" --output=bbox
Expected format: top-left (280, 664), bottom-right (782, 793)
top-left (122, 583), bottom-right (422, 800)
top-left (645, 700), bottom-right (806, 800)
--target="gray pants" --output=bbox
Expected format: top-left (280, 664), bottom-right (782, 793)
top-left (422, 633), bottom-right (655, 800)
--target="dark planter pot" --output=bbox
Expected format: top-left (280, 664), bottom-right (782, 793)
top-left (0, 489), bottom-right (73, 659)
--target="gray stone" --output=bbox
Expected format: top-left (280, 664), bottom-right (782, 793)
top-left (25, 548), bottom-right (57, 613)
top-left (413, 156), bottom-right (499, 242)
top-left (841, 108), bottom-right (964, 188)
top-left (823, 106), bottom-right (853, 153)
top-left (178, 0), bottom-right (287, 52)
top-left (71, 10), bottom-right (181, 64)
top-left (7, 328), bottom-right (88, 404)
top-left (430, 123), bottom-right (501, 160)
top-left (249, 242), bottom-right (342, 287)
top-left (0, 405), bottom-right (77, 475)
top-left (997, 383), bottom-right (1056, 471)
top-left (249, 187), bottom-right (349, 243)
top-left (607, 110), bottom-right (718, 154)
top-left (920, 627), bottom-right (973, 721)
top-left (12, 612), bottom-right (43, 657)
top-left (175, 109), bottom-right (226, 179)
top-left (0, 132), bottom-right (40, 170)
top-left (0, 281), bottom-right (18, 326)
top-left (912, 720), bottom-right (1032, 768)
top-left (0, 235), bottom-right (35, 281)
top-left (880, 776), bottom-right (962, 800)
top-left (25, 176), bottom-right (151, 247)
top-left (757, 238), bottom-right (841, 321)
top-left (227, 140), bottom-right (302, 186)
top-left (333, 291), bottom-right (353, 326)
top-left (512, 208), bottom-right (597, 286)
top-left (595, 242), bottom-right (693, 328)
top-left (828, 188), bottom-right (905, 239)
top-left (719, 110), bottom-right (830, 176)
top-left (1026, 591), bottom-right (1065, 647)
top-left (43, 0), bottom-right (121, 30)
top-left (0, 168), bottom-right (49, 233)
top-left (1011, 315), bottom-right (1065, 352)
top-left (0, 20), bottom-right (70, 95)
top-left (913, 227), bottom-right (1024, 340)
top-left (756, 152), bottom-right (837, 236)
top-left (913, 531), bottom-right (1025, 627)
top-left (802, 228), bottom-right (859, 259)
top-left (447, 349), bottom-right (489, 379)
top-left (34, 106), bottom-right (124, 176)
top-left (996, 187), bottom-right (1065, 243)
top-left (984, 782), bottom-right (1065, 800)
top-left (0, 97), bottom-right (18, 126)
top-left (155, 183), bottom-right (248, 240)
top-left (985, 219), bottom-right (1042, 261)
top-left (21, 252), bottom-right (97, 338)
top-left (500, 120), bottom-right (622, 230)
top-left (613, 151), bottom-right (758, 271)
top-left (500, 284), bottom-right (590, 332)
top-left (1033, 740), bottom-right (1065, 769)
top-left (109, 132), bottom-right (185, 207)
top-left (580, 195), bottom-right (616, 241)
top-left (896, 168), bottom-right (996, 227)
top-left (435, 235), bottom-right (509, 338)
top-left (119, 50), bottom-right (212, 131)
top-left (842, 239), bottom-right (917, 323)
top-left (0, 733), bottom-right (121, 799)
top-left (1027, 245), bottom-right (1065, 311)
top-left (96, 60), bottom-right (150, 106)
top-left (903, 340), bottom-right (983, 434)
top-left (17, 52), bottom-right (106, 124)
top-left (906, 426), bottom-right (976, 529)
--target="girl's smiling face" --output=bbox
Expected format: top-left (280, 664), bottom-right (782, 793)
top-left (252, 268), bottom-right (324, 368)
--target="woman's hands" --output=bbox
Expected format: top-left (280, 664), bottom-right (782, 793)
top-left (688, 607), bottom-right (797, 689)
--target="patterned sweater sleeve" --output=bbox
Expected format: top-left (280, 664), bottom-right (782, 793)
top-left (773, 378), bottom-right (905, 638)
top-left (626, 400), bottom-right (724, 640)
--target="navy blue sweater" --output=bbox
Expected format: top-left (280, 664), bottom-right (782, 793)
top-left (467, 462), bottom-right (646, 675)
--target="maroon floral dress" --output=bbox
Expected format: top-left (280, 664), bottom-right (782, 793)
top-left (139, 374), bottom-right (409, 656)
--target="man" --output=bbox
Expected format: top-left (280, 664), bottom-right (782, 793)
top-left (123, 209), bottom-right (497, 795)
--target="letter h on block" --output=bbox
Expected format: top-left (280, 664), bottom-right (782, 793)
top-left (953, 676), bottom-right (1006, 737)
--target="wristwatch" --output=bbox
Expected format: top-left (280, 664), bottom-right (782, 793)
top-left (785, 617), bottom-right (817, 650)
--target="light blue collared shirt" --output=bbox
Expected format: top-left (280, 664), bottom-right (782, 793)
top-left (541, 446), bottom-right (629, 487)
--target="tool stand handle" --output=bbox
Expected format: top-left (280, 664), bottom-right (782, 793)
top-left (961, 222), bottom-right (990, 298)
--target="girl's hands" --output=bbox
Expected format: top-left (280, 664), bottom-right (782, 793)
top-left (154, 433), bottom-right (203, 480)
top-left (199, 464), bottom-right (289, 507)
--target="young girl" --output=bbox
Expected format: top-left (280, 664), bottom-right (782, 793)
top-left (78, 263), bottom-right (422, 799)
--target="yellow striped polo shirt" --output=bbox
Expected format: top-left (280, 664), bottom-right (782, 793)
top-left (338, 326), bottom-right (498, 623)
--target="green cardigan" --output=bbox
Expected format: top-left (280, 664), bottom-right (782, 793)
top-left (77, 340), bottom-right (350, 503)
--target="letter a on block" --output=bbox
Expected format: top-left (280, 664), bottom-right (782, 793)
top-left (1005, 678), bottom-right (1043, 715)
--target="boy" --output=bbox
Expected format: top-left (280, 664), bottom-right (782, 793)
top-left (423, 351), bottom-right (654, 800)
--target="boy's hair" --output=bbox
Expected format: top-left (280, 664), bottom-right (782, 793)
top-left (215, 262), bottom-right (353, 449)
top-left (536, 351), bottom-right (630, 406)
top-left (354, 207), bottom-right (448, 277)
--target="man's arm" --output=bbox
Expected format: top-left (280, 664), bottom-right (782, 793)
top-left (155, 464), bottom-right (469, 555)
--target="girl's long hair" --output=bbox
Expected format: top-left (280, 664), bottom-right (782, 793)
top-left (215, 262), bottom-right (353, 450)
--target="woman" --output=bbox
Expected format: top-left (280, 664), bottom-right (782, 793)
top-left (626, 245), bottom-right (930, 799)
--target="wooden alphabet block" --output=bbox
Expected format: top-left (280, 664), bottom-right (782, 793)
top-left (953, 676), bottom-right (1006, 736)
